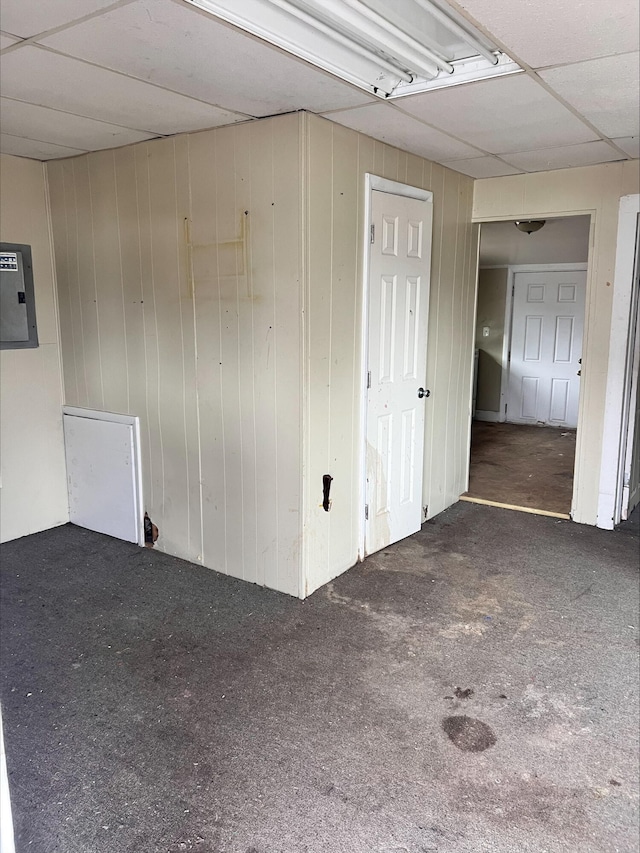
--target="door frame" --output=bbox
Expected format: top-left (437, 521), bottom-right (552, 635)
top-left (358, 174), bottom-right (433, 560)
top-left (598, 194), bottom-right (640, 528)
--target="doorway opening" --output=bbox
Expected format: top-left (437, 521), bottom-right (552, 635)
top-left (463, 215), bottom-right (591, 518)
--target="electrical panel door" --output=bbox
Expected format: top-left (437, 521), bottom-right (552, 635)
top-left (1, 243), bottom-right (38, 349)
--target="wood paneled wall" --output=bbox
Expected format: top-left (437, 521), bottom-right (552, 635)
top-left (0, 154), bottom-right (69, 542)
top-left (303, 114), bottom-right (479, 595)
top-left (47, 115), bottom-right (303, 596)
top-left (473, 160), bottom-right (640, 526)
top-left (48, 112), bottom-right (479, 597)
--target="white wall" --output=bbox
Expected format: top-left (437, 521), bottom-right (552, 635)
top-left (47, 116), bottom-right (303, 596)
top-left (0, 154), bottom-right (68, 542)
top-left (303, 115), bottom-right (479, 595)
top-left (479, 216), bottom-right (590, 267)
top-left (473, 160), bottom-right (640, 526)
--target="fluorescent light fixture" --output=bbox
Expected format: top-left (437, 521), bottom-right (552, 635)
top-left (182, 0), bottom-right (523, 98)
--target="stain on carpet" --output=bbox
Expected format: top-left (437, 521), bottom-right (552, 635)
top-left (442, 715), bottom-right (497, 752)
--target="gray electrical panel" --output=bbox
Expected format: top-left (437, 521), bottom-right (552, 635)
top-left (1, 242), bottom-right (38, 349)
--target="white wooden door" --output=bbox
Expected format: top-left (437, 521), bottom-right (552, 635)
top-left (508, 270), bottom-right (586, 427)
top-left (365, 190), bottom-right (432, 555)
top-left (63, 409), bottom-right (143, 544)
top-left (621, 214), bottom-right (640, 519)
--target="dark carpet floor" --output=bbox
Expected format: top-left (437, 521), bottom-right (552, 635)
top-left (466, 421), bottom-right (576, 515)
top-left (1, 502), bottom-right (639, 853)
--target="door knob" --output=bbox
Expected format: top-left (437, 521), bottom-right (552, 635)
top-left (418, 387), bottom-right (430, 398)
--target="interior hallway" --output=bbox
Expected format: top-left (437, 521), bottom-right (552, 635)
top-left (465, 421), bottom-right (577, 516)
top-left (1, 502), bottom-right (638, 853)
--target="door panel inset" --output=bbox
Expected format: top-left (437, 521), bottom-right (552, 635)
top-left (521, 377), bottom-right (539, 419)
top-left (524, 317), bottom-right (543, 361)
top-left (550, 378), bottom-right (570, 422)
top-left (407, 221), bottom-right (423, 258)
top-left (399, 408), bottom-right (416, 505)
top-left (375, 413), bottom-right (392, 515)
top-left (379, 275), bottom-right (396, 382)
top-left (382, 216), bottom-right (398, 255)
top-left (527, 284), bottom-right (545, 302)
top-left (554, 317), bottom-right (574, 363)
top-left (403, 276), bottom-right (419, 379)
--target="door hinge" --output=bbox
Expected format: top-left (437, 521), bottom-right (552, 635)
top-left (367, 370), bottom-right (371, 389)
top-left (365, 504), bottom-right (369, 520)
top-left (370, 224), bottom-right (375, 244)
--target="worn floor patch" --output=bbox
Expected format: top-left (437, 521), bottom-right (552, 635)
top-left (442, 715), bottom-right (497, 752)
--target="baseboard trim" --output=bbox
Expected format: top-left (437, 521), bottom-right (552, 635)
top-left (474, 410), bottom-right (501, 423)
top-left (459, 494), bottom-right (570, 520)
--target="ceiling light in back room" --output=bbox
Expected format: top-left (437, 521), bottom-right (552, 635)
top-left (515, 220), bottom-right (546, 234)
top-left (182, 0), bottom-right (523, 98)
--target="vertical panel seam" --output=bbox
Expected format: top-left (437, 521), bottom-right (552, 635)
top-left (213, 133), bottom-right (229, 574)
top-left (186, 137), bottom-right (205, 565)
top-left (146, 147), bottom-right (166, 513)
top-left (86, 157), bottom-right (106, 409)
top-left (71, 160), bottom-right (89, 407)
top-left (173, 138), bottom-right (191, 557)
top-left (133, 147), bottom-right (154, 510)
top-left (112, 150), bottom-right (131, 414)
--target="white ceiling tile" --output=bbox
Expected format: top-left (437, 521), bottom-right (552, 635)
top-left (502, 141), bottom-right (623, 172)
top-left (399, 74), bottom-right (598, 154)
top-left (40, 0), bottom-right (371, 117)
top-left (612, 137), bottom-right (640, 159)
top-left (0, 33), bottom-right (21, 49)
top-left (540, 53), bottom-right (640, 139)
top-left (0, 0), bottom-right (119, 38)
top-left (1, 47), bottom-right (248, 135)
top-left (454, 0), bottom-right (639, 68)
top-left (324, 103), bottom-right (483, 162)
top-left (0, 98), bottom-right (156, 151)
top-left (441, 156), bottom-right (523, 178)
top-left (0, 132), bottom-right (87, 160)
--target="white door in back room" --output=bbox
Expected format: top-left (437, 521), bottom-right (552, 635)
top-left (365, 189), bottom-right (432, 555)
top-left (508, 269), bottom-right (586, 427)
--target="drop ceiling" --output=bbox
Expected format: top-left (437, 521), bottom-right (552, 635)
top-left (0, 0), bottom-right (637, 176)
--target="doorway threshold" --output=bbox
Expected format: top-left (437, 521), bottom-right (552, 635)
top-left (459, 494), bottom-right (570, 520)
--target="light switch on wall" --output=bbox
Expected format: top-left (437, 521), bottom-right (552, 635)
top-left (482, 326), bottom-right (490, 337)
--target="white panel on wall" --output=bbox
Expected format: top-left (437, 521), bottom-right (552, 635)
top-left (63, 408), bottom-right (143, 545)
